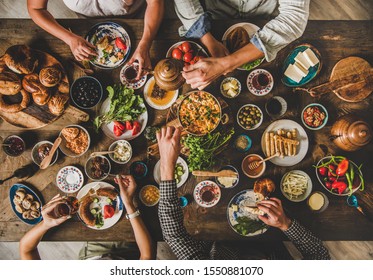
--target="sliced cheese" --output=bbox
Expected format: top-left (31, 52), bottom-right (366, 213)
top-left (293, 61), bottom-right (308, 77)
top-left (284, 64), bottom-right (304, 83)
top-left (223, 83), bottom-right (231, 91)
top-left (227, 88), bottom-right (237, 97)
top-left (303, 48), bottom-right (319, 67)
top-left (294, 52), bottom-right (312, 70)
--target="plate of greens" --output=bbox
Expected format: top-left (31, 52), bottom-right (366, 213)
top-left (227, 189), bottom-right (268, 237)
top-left (94, 84), bottom-right (148, 140)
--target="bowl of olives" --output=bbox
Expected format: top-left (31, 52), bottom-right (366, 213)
top-left (70, 76), bottom-right (103, 109)
top-left (237, 104), bottom-right (263, 130)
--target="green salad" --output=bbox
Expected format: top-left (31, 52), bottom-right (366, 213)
top-left (233, 216), bottom-right (266, 236)
top-left (240, 58), bottom-right (263, 71)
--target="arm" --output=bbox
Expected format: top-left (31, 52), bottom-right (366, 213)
top-left (258, 198), bottom-right (330, 260)
top-left (128, 0), bottom-right (164, 78)
top-left (157, 127), bottom-right (208, 260)
top-left (27, 0), bottom-right (97, 61)
top-left (19, 194), bottom-right (70, 260)
top-left (254, 0), bottom-right (310, 61)
top-left (115, 175), bottom-right (155, 260)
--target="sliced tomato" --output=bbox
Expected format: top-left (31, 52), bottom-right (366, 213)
top-left (113, 121), bottom-right (125, 131)
top-left (103, 205), bottom-right (115, 219)
top-left (132, 121), bottom-right (141, 136)
top-left (115, 38), bottom-right (127, 51)
top-left (113, 125), bottom-right (123, 137)
top-left (125, 120), bottom-right (133, 130)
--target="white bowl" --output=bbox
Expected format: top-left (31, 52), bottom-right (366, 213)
top-left (108, 140), bottom-right (133, 164)
top-left (280, 170), bottom-right (312, 202)
top-left (31, 140), bottom-right (58, 166)
top-left (237, 104), bottom-right (263, 130)
top-left (59, 125), bottom-right (90, 158)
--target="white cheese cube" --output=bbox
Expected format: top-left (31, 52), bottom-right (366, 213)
top-left (284, 64), bottom-right (304, 83)
top-left (303, 48), bottom-right (319, 67)
top-left (294, 61), bottom-right (308, 77)
top-left (227, 88), bottom-right (236, 97)
top-left (294, 52), bottom-right (312, 70)
top-left (223, 83), bottom-right (231, 91)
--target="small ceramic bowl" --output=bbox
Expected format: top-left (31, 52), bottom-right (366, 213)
top-left (280, 170), bottom-right (313, 202)
top-left (233, 134), bottom-right (252, 152)
top-left (130, 161), bottom-right (148, 179)
top-left (85, 155), bottom-right (111, 181)
top-left (237, 104), bottom-right (263, 130)
top-left (108, 140), bottom-right (132, 164)
top-left (215, 165), bottom-right (239, 189)
top-left (301, 103), bottom-right (328, 130)
top-left (31, 140), bottom-right (58, 167)
top-left (139, 185), bottom-right (160, 207)
top-left (220, 77), bottom-right (241, 98)
top-left (70, 76), bottom-right (103, 109)
top-left (241, 154), bottom-right (266, 179)
top-left (59, 125), bottom-right (90, 158)
top-left (3, 135), bottom-right (25, 157)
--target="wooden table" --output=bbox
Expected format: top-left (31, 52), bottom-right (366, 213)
top-left (1, 19), bottom-right (372, 242)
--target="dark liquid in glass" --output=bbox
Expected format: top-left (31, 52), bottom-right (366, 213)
top-left (124, 66), bottom-right (138, 82)
top-left (52, 203), bottom-right (70, 218)
top-left (201, 189), bottom-right (215, 202)
top-left (252, 73), bottom-right (269, 90)
top-left (266, 98), bottom-right (282, 115)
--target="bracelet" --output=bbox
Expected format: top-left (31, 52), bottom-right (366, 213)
top-left (125, 209), bottom-right (140, 220)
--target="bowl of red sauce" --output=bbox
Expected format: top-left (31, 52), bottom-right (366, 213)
top-left (3, 135), bottom-right (25, 157)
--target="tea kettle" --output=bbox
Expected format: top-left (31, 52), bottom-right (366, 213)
top-left (153, 58), bottom-right (185, 91)
top-left (330, 114), bottom-right (372, 151)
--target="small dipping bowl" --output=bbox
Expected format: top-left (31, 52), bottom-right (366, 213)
top-left (130, 161), bottom-right (148, 179)
top-left (108, 140), bottom-right (132, 164)
top-left (307, 191), bottom-right (329, 213)
top-left (84, 155), bottom-right (111, 181)
top-left (3, 135), bottom-right (25, 157)
top-left (233, 134), bottom-right (252, 152)
top-left (31, 140), bottom-right (58, 166)
top-left (179, 196), bottom-right (188, 208)
top-left (215, 165), bottom-right (239, 189)
top-left (220, 77), bottom-right (241, 98)
top-left (241, 154), bottom-right (266, 179)
top-left (139, 185), bottom-right (160, 207)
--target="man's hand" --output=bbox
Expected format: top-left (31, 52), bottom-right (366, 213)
top-left (182, 57), bottom-right (226, 89)
top-left (67, 34), bottom-right (97, 61)
top-left (156, 126), bottom-right (181, 181)
top-left (115, 175), bottom-right (137, 205)
top-left (41, 194), bottom-right (71, 230)
top-left (200, 32), bottom-right (229, 58)
top-left (127, 41), bottom-right (152, 79)
top-left (257, 198), bottom-right (292, 231)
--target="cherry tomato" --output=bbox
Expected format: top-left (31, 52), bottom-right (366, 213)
top-left (190, 55), bottom-right (202, 65)
top-left (183, 52), bottom-right (193, 63)
top-left (177, 44), bottom-right (183, 51)
top-left (115, 38), bottom-right (127, 51)
top-left (172, 48), bottom-right (183, 60)
top-left (181, 42), bottom-right (192, 53)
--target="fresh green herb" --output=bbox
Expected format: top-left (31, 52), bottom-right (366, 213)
top-left (240, 58), bottom-right (262, 71)
top-left (94, 84), bottom-right (145, 131)
top-left (182, 128), bottom-right (234, 171)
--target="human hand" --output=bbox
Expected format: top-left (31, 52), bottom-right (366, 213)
top-left (182, 57), bottom-right (226, 89)
top-left (67, 34), bottom-right (97, 61)
top-left (115, 175), bottom-right (137, 205)
top-left (201, 32), bottom-right (229, 58)
top-left (41, 194), bottom-right (71, 230)
top-left (257, 198), bottom-right (292, 231)
top-left (127, 41), bottom-right (152, 79)
top-left (156, 126), bottom-right (182, 181)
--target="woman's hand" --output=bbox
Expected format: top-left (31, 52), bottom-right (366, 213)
top-left (127, 41), bottom-right (152, 79)
top-left (115, 175), bottom-right (137, 205)
top-left (257, 198), bottom-right (292, 231)
top-left (41, 194), bottom-right (71, 230)
top-left (67, 34), bottom-right (97, 61)
top-left (182, 57), bottom-right (227, 89)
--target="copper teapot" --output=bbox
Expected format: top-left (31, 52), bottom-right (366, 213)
top-left (330, 114), bottom-right (372, 151)
top-left (153, 58), bottom-right (185, 91)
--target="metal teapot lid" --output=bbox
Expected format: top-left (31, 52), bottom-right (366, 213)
top-left (348, 120), bottom-right (372, 146)
top-left (154, 58), bottom-right (185, 91)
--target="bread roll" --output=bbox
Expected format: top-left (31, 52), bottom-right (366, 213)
top-left (4, 45), bottom-right (38, 74)
top-left (48, 93), bottom-right (68, 115)
top-left (39, 66), bottom-right (62, 87)
top-left (22, 73), bottom-right (51, 106)
top-left (0, 56), bottom-right (7, 73)
top-left (0, 71), bottom-right (21, 95)
top-left (254, 178), bottom-right (276, 198)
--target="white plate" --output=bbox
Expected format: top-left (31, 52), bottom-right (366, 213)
top-left (143, 77), bottom-right (179, 110)
top-left (99, 97), bottom-right (148, 141)
top-left (261, 119), bottom-right (309, 167)
top-left (153, 157), bottom-right (189, 188)
top-left (222, 23), bottom-right (265, 70)
top-left (76, 182), bottom-right (123, 230)
top-left (56, 166), bottom-right (84, 193)
top-left (227, 189), bottom-right (268, 237)
top-left (119, 62), bottom-right (147, 89)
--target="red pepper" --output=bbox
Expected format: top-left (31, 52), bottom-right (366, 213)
top-left (328, 164), bottom-right (336, 171)
top-left (328, 176), bottom-right (337, 182)
top-left (336, 159), bottom-right (349, 176)
top-left (331, 181), bottom-right (347, 194)
top-left (325, 181), bottom-right (332, 189)
top-left (318, 167), bottom-right (328, 176)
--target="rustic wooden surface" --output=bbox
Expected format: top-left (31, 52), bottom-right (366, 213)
top-left (0, 19), bottom-right (373, 242)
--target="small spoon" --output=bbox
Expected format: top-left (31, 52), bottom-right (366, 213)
top-left (90, 151), bottom-right (115, 157)
top-left (40, 137), bottom-right (62, 170)
top-left (347, 195), bottom-right (366, 216)
top-left (248, 152), bottom-right (280, 170)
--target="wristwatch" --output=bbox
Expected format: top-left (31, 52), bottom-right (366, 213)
top-left (125, 209), bottom-right (140, 220)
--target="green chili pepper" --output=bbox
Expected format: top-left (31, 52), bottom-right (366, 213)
top-left (346, 172), bottom-right (353, 196)
top-left (350, 165), bottom-right (355, 183)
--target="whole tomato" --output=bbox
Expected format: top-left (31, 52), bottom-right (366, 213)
top-left (172, 48), bottom-right (183, 60)
top-left (190, 55), bottom-right (202, 65)
top-left (183, 52), bottom-right (193, 63)
top-left (181, 42), bottom-right (192, 53)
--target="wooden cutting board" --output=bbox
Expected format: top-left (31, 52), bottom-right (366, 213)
top-left (296, 57), bottom-right (373, 102)
top-left (0, 49), bottom-right (88, 129)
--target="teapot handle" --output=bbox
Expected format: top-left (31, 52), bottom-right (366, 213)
top-left (329, 134), bottom-right (341, 142)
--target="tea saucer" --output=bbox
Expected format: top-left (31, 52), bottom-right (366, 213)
top-left (246, 69), bottom-right (274, 96)
top-left (120, 63), bottom-right (147, 89)
top-left (193, 180), bottom-right (221, 208)
top-left (56, 166), bottom-right (84, 193)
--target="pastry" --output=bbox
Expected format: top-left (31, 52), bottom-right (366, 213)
top-left (58, 81), bottom-right (69, 94)
top-left (226, 27), bottom-right (250, 53)
top-left (254, 178), bottom-right (276, 200)
top-left (0, 56), bottom-right (8, 73)
top-left (22, 73), bottom-right (51, 105)
top-left (39, 66), bottom-right (62, 87)
top-left (96, 187), bottom-right (117, 200)
top-left (79, 195), bottom-right (95, 227)
top-left (0, 71), bottom-right (22, 95)
top-left (48, 93), bottom-right (68, 116)
top-left (0, 89), bottom-right (31, 112)
top-left (4, 45), bottom-right (38, 74)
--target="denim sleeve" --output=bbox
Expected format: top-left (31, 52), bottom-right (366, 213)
top-left (184, 13), bottom-right (212, 39)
